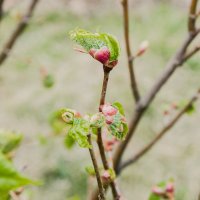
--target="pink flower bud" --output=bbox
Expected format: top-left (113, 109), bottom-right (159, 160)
top-left (102, 170), bottom-right (111, 182)
top-left (101, 103), bottom-right (118, 116)
top-left (166, 183), bottom-right (174, 194)
top-left (136, 40), bottom-right (149, 57)
top-left (105, 115), bottom-right (114, 124)
top-left (89, 46), bottom-right (110, 65)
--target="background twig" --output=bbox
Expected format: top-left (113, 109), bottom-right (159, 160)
top-left (121, 0), bottom-right (140, 102)
top-left (118, 89), bottom-right (200, 173)
top-left (113, 28), bottom-right (200, 173)
top-left (0, 0), bottom-right (40, 66)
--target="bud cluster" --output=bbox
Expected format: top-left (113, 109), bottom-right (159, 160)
top-left (152, 182), bottom-right (175, 199)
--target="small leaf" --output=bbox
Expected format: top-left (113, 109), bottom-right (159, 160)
top-left (0, 152), bottom-right (40, 198)
top-left (68, 118), bottom-right (91, 148)
top-left (0, 131), bottom-right (23, 154)
top-left (186, 104), bottom-right (196, 115)
top-left (178, 100), bottom-right (196, 115)
top-left (108, 113), bottom-right (128, 140)
top-left (64, 134), bottom-right (75, 149)
top-left (85, 166), bottom-right (95, 176)
top-left (43, 74), bottom-right (54, 88)
top-left (112, 102), bottom-right (125, 116)
top-left (148, 194), bottom-right (161, 200)
top-left (49, 109), bottom-right (69, 135)
top-left (69, 28), bottom-right (120, 66)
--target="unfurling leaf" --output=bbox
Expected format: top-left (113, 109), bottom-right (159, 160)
top-left (69, 28), bottom-right (120, 68)
top-left (0, 152), bottom-right (40, 199)
top-left (0, 131), bottom-right (23, 154)
top-left (112, 102), bottom-right (125, 116)
top-left (85, 166), bottom-right (95, 176)
top-left (101, 103), bottom-right (128, 140)
top-left (68, 118), bottom-right (91, 148)
top-left (64, 134), bottom-right (75, 149)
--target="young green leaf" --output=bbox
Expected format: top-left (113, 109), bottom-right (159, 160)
top-left (112, 102), bottom-right (125, 116)
top-left (69, 28), bottom-right (120, 67)
top-left (85, 166), bottom-right (96, 176)
top-left (68, 118), bottom-right (91, 148)
top-left (108, 112), bottom-right (128, 140)
top-left (64, 134), bottom-right (75, 149)
top-left (148, 194), bottom-right (161, 200)
top-left (0, 152), bottom-right (40, 198)
top-left (0, 131), bottom-right (23, 154)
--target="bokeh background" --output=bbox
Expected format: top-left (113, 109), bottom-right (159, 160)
top-left (0, 0), bottom-right (200, 199)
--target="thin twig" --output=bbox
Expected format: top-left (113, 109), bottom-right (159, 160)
top-left (183, 45), bottom-right (200, 62)
top-left (188, 0), bottom-right (199, 32)
top-left (88, 134), bottom-right (105, 200)
top-left (94, 65), bottom-right (121, 199)
top-left (121, 0), bottom-right (140, 102)
top-left (0, 0), bottom-right (40, 66)
top-left (113, 28), bottom-right (200, 174)
top-left (0, 0), bottom-right (5, 21)
top-left (118, 89), bottom-right (200, 173)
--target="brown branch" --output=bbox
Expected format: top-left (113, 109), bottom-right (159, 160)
top-left (0, 0), bottom-right (40, 66)
top-left (118, 89), bottom-right (200, 173)
top-left (88, 134), bottom-right (105, 200)
top-left (121, 0), bottom-right (140, 102)
top-left (188, 0), bottom-right (199, 32)
top-left (0, 0), bottom-right (5, 21)
top-left (113, 28), bottom-right (200, 174)
top-left (183, 45), bottom-right (200, 62)
top-left (91, 65), bottom-right (121, 200)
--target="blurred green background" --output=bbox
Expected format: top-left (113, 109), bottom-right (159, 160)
top-left (0, 0), bottom-right (200, 199)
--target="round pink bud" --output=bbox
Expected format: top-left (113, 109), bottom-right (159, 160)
top-left (93, 46), bottom-right (110, 65)
top-left (105, 115), bottom-right (114, 124)
top-left (136, 40), bottom-right (149, 57)
top-left (102, 170), bottom-right (111, 182)
top-left (166, 183), bottom-right (174, 193)
top-left (101, 104), bottom-right (118, 116)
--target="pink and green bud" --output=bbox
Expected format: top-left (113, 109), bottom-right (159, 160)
top-left (101, 103), bottom-right (118, 116)
top-left (136, 40), bottom-right (149, 57)
top-left (166, 183), bottom-right (174, 194)
top-left (90, 113), bottom-right (105, 128)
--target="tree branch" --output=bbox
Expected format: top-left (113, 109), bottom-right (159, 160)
top-left (0, 0), bottom-right (40, 66)
top-left (88, 134), bottom-right (105, 200)
top-left (118, 89), bottom-right (200, 173)
top-left (188, 0), bottom-right (199, 32)
top-left (113, 28), bottom-right (200, 174)
top-left (92, 66), bottom-right (121, 200)
top-left (0, 0), bottom-right (5, 21)
top-left (121, 0), bottom-right (140, 102)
